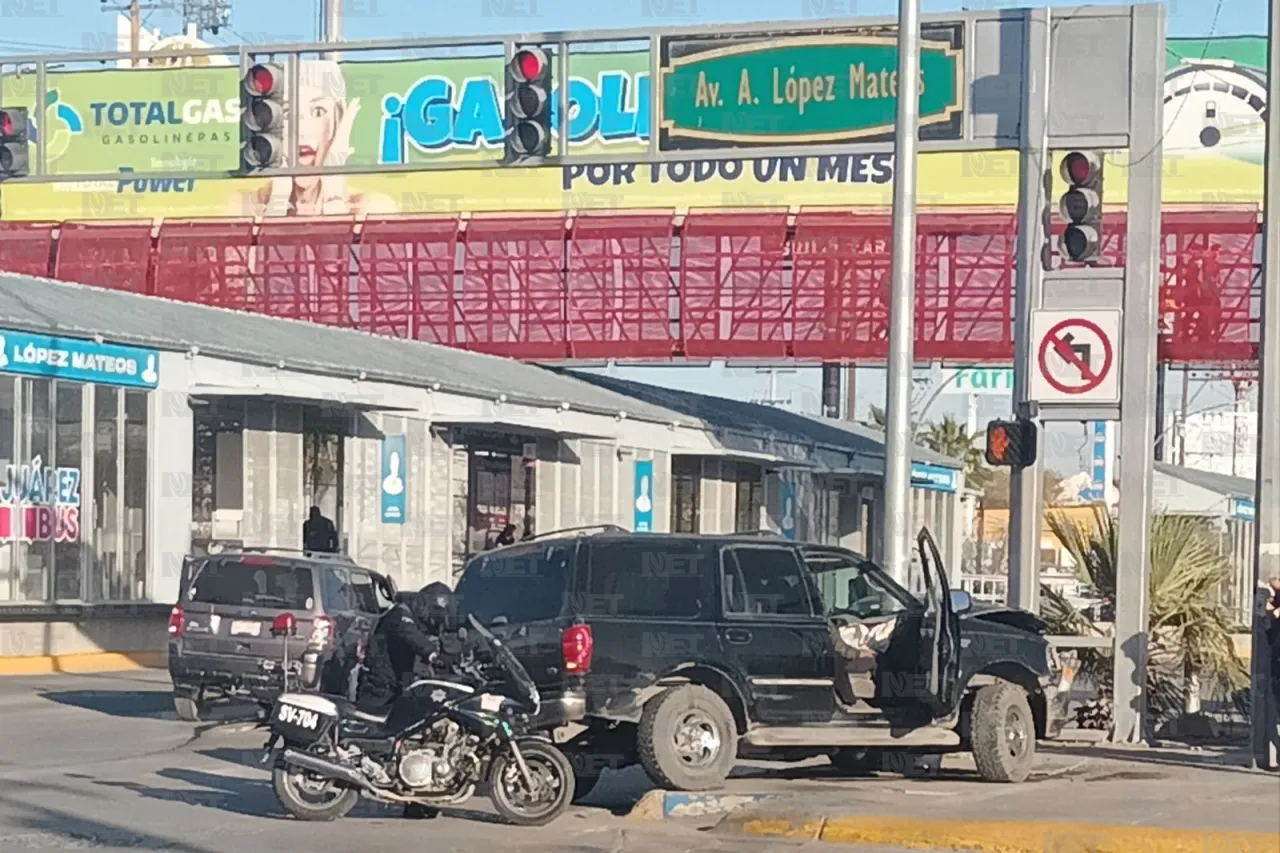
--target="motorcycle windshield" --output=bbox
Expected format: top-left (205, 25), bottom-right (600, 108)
top-left (467, 615), bottom-right (539, 709)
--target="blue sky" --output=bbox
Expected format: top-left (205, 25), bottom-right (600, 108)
top-left (0, 0), bottom-right (1256, 54)
top-left (0, 0), bottom-right (1258, 475)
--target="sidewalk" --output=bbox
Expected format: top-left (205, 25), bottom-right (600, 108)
top-left (714, 745), bottom-right (1280, 852)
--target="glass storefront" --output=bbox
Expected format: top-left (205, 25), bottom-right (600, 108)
top-left (0, 329), bottom-right (159, 604)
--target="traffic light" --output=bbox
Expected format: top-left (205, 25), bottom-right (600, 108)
top-left (1058, 150), bottom-right (1104, 263)
top-left (504, 46), bottom-right (552, 162)
top-left (240, 63), bottom-right (286, 172)
top-left (0, 107), bottom-right (30, 180)
top-left (985, 418), bottom-right (1038, 468)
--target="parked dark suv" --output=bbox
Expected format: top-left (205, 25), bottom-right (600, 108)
top-left (452, 527), bottom-right (1072, 795)
top-left (167, 548), bottom-right (398, 721)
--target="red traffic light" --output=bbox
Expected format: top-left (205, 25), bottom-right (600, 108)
top-left (0, 112), bottom-right (12, 137)
top-left (1061, 151), bottom-right (1100, 185)
top-left (246, 64), bottom-right (276, 96)
top-left (988, 425), bottom-right (1011, 462)
top-left (984, 418), bottom-right (1037, 468)
top-left (512, 48), bottom-right (547, 83)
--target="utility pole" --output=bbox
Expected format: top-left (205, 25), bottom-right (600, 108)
top-left (130, 0), bottom-right (140, 66)
top-left (845, 365), bottom-right (858, 421)
top-left (98, 0), bottom-right (169, 67)
top-left (321, 0), bottom-right (343, 59)
top-left (1251, 0), bottom-right (1280, 771)
top-left (1177, 369), bottom-right (1189, 466)
top-left (882, 0), bottom-right (923, 585)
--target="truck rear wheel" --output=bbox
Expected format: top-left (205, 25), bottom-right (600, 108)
top-left (971, 682), bottom-right (1036, 783)
top-left (637, 685), bottom-right (736, 791)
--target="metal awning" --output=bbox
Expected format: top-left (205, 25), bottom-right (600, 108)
top-left (671, 447), bottom-right (818, 468)
top-left (188, 385), bottom-right (416, 411)
top-left (431, 416), bottom-right (614, 440)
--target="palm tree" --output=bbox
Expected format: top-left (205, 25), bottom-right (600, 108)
top-left (1042, 506), bottom-right (1247, 729)
top-left (865, 409), bottom-right (993, 490)
top-left (920, 415), bottom-right (992, 489)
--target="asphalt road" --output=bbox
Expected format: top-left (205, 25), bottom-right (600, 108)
top-left (0, 670), bottom-right (900, 853)
top-left (2, 671), bottom-right (1274, 853)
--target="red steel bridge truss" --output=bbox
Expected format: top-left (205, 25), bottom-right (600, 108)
top-left (0, 207), bottom-right (1262, 368)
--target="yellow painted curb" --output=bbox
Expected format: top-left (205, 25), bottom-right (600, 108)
top-left (731, 815), bottom-right (1280, 853)
top-left (0, 651), bottom-right (166, 676)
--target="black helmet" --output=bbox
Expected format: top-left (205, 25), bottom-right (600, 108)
top-left (412, 582), bottom-right (454, 631)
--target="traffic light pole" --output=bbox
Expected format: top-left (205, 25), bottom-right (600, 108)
top-left (1250, 0), bottom-right (1280, 771)
top-left (1008, 7), bottom-right (1050, 614)
top-left (1110, 2), bottom-right (1165, 746)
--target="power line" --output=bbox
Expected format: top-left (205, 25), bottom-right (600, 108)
top-left (1124, 0), bottom-right (1229, 171)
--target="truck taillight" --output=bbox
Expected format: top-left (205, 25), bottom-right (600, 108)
top-left (309, 616), bottom-right (336, 647)
top-left (168, 605), bottom-right (185, 637)
top-left (562, 624), bottom-right (593, 674)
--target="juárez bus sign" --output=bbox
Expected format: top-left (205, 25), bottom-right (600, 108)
top-left (0, 455), bottom-right (81, 542)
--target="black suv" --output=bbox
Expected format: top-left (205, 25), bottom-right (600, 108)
top-left (452, 527), bottom-right (1072, 794)
top-left (167, 548), bottom-right (398, 721)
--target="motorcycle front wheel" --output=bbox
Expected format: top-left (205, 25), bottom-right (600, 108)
top-left (272, 764), bottom-right (359, 822)
top-left (488, 739), bottom-right (574, 827)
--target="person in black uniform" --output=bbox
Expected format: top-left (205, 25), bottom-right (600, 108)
top-left (356, 583), bottom-right (454, 714)
top-left (356, 582), bottom-right (459, 820)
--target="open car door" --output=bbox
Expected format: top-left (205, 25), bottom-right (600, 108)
top-left (178, 555), bottom-right (204, 602)
top-left (916, 528), bottom-right (961, 717)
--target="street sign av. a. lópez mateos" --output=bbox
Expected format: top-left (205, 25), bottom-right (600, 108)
top-left (1029, 309), bottom-right (1122, 408)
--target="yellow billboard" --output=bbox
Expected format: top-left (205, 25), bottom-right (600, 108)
top-left (0, 36), bottom-right (1265, 220)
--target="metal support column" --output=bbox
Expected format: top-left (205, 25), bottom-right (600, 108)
top-left (1250, 0), bottom-right (1280, 771)
top-left (845, 366), bottom-right (858, 421)
top-left (882, 0), bottom-right (923, 585)
top-left (821, 365), bottom-right (842, 419)
top-left (321, 0), bottom-right (343, 59)
top-left (1008, 7), bottom-right (1050, 614)
top-left (1111, 2), bottom-right (1166, 745)
top-left (1154, 363), bottom-right (1167, 460)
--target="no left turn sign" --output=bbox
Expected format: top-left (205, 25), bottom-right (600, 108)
top-left (1029, 310), bottom-right (1122, 405)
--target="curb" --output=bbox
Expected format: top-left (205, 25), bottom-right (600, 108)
top-left (627, 790), bottom-right (779, 821)
top-left (0, 651), bottom-right (166, 676)
top-left (715, 813), bottom-right (1280, 853)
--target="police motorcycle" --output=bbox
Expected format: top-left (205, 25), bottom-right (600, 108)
top-left (261, 614), bottom-right (574, 826)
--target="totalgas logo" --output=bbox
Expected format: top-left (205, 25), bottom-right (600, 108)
top-left (26, 89), bottom-right (84, 164)
top-left (87, 98), bottom-right (238, 147)
top-left (378, 70), bottom-right (650, 163)
top-left (89, 99), bottom-right (239, 127)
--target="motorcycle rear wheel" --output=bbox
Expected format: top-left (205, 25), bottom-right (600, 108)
top-left (273, 764), bottom-right (360, 821)
top-left (488, 740), bottom-right (574, 827)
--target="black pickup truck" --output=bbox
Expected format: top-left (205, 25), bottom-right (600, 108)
top-left (452, 527), bottom-right (1072, 795)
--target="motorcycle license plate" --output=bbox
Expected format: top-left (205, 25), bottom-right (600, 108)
top-left (230, 620), bottom-right (261, 637)
top-left (275, 702), bottom-right (321, 730)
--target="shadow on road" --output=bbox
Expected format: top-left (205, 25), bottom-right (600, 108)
top-left (96, 767), bottom-right (280, 818)
top-left (40, 689), bottom-right (176, 719)
top-left (40, 689), bottom-right (263, 725)
top-left (100, 763), bottom-right (511, 825)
